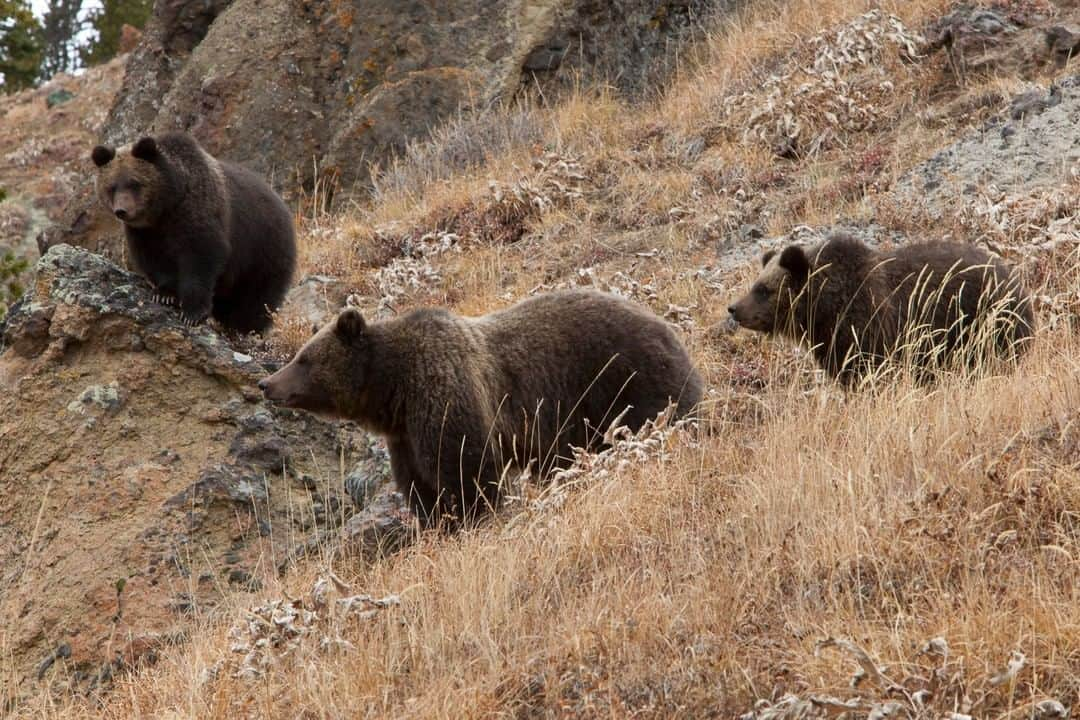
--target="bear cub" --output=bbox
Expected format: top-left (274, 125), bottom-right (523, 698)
top-left (259, 289), bottom-right (704, 525)
top-left (728, 232), bottom-right (1034, 384)
top-left (92, 131), bottom-right (296, 333)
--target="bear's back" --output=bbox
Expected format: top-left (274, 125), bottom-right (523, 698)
top-left (474, 289), bottom-right (701, 463)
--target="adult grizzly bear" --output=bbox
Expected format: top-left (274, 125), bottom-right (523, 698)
top-left (91, 132), bottom-right (296, 333)
top-left (259, 289), bottom-right (703, 524)
top-left (727, 232), bottom-right (1034, 384)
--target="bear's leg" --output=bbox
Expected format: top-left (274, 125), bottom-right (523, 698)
top-left (412, 414), bottom-right (503, 525)
top-left (387, 437), bottom-right (441, 524)
top-left (213, 286), bottom-right (274, 334)
top-left (176, 271), bottom-right (214, 327)
top-left (141, 268), bottom-right (178, 307)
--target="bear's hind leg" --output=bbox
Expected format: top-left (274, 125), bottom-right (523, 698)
top-left (212, 286), bottom-right (274, 334)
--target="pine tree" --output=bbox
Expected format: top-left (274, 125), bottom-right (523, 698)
top-left (81, 0), bottom-right (150, 66)
top-left (40, 0), bottom-right (84, 78)
top-left (0, 0), bottom-right (44, 92)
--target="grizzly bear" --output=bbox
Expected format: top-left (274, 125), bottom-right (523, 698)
top-left (727, 232), bottom-right (1034, 384)
top-left (91, 132), bottom-right (296, 333)
top-left (259, 289), bottom-right (703, 525)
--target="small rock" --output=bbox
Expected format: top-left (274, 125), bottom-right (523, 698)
top-left (738, 224), bottom-right (764, 242)
top-left (1045, 26), bottom-right (1080, 68)
top-left (1009, 84), bottom-right (1062, 120)
top-left (340, 491), bottom-right (413, 557)
top-left (46, 89), bottom-right (74, 109)
top-left (343, 443), bottom-right (392, 508)
top-left (66, 381), bottom-right (122, 415)
top-left (280, 275), bottom-right (349, 330)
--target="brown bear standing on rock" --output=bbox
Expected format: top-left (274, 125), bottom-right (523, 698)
top-left (728, 232), bottom-right (1034, 385)
top-left (91, 132), bottom-right (296, 333)
top-left (259, 289), bottom-right (703, 525)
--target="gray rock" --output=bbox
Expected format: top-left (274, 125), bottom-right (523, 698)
top-left (341, 490), bottom-right (414, 558)
top-left (343, 439), bottom-right (392, 508)
top-left (281, 275), bottom-right (350, 331)
top-left (893, 75), bottom-right (1080, 217)
top-left (922, 4), bottom-right (1061, 80)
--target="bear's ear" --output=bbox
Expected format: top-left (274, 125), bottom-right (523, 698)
top-left (132, 137), bottom-right (160, 162)
top-left (334, 308), bottom-right (366, 341)
top-left (778, 245), bottom-right (810, 287)
top-left (761, 249), bottom-right (776, 267)
top-left (91, 145), bottom-right (115, 167)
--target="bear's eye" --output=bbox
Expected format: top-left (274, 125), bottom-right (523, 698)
top-left (128, 180), bottom-right (142, 192)
top-left (753, 283), bottom-right (770, 298)
top-left (107, 183), bottom-right (117, 195)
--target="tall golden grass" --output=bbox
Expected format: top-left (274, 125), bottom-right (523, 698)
top-left (10, 0), bottom-right (1080, 716)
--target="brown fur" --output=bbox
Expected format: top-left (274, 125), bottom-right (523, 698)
top-left (91, 132), bottom-right (296, 333)
top-left (259, 289), bottom-right (704, 525)
top-left (728, 232), bottom-right (1035, 384)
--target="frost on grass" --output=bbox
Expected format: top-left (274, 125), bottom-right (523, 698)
top-left (372, 229), bottom-right (460, 314)
top-left (968, 167), bottom-right (1080, 255)
top-left (368, 152), bottom-right (588, 313)
top-left (963, 170), bottom-right (1080, 329)
top-left (224, 574), bottom-right (400, 682)
top-left (741, 637), bottom-right (1071, 720)
top-left (503, 404), bottom-right (697, 530)
top-left (487, 152), bottom-right (587, 214)
top-left (722, 10), bottom-right (924, 157)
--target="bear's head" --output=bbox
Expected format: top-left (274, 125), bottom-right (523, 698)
top-left (259, 308), bottom-right (369, 419)
top-left (727, 245), bottom-right (812, 334)
top-left (91, 137), bottom-right (179, 229)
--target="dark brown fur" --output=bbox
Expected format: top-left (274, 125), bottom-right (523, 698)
top-left (728, 232), bottom-right (1034, 384)
top-left (92, 132), bottom-right (296, 333)
top-left (259, 289), bottom-right (704, 525)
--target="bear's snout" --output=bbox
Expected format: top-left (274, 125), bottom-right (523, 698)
top-left (114, 208), bottom-right (128, 220)
top-left (258, 375), bottom-right (282, 401)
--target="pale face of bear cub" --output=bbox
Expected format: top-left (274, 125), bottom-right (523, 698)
top-left (727, 245), bottom-right (813, 335)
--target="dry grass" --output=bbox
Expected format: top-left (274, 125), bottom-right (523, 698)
top-left (10, 0), bottom-right (1080, 716)
top-left (31, 322), bottom-right (1080, 719)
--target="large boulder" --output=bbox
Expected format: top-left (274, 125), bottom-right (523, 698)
top-left (39, 0), bottom-right (718, 259)
top-left (0, 245), bottom-right (379, 700)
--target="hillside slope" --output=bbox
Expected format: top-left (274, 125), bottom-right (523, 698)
top-left (2, 0), bottom-right (1079, 717)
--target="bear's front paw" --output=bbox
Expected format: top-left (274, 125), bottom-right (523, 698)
top-left (181, 313), bottom-right (207, 328)
top-left (153, 293), bottom-right (177, 307)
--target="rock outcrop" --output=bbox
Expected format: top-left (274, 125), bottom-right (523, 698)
top-left (40, 0), bottom-right (720, 259)
top-left (0, 245), bottom-right (381, 700)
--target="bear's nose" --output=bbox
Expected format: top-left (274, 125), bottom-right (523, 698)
top-left (114, 208), bottom-right (128, 220)
top-left (727, 305), bottom-right (737, 316)
top-left (257, 378), bottom-right (268, 391)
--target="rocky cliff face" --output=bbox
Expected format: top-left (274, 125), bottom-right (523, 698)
top-left (39, 0), bottom-right (720, 259)
top-left (0, 246), bottom-right (380, 700)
